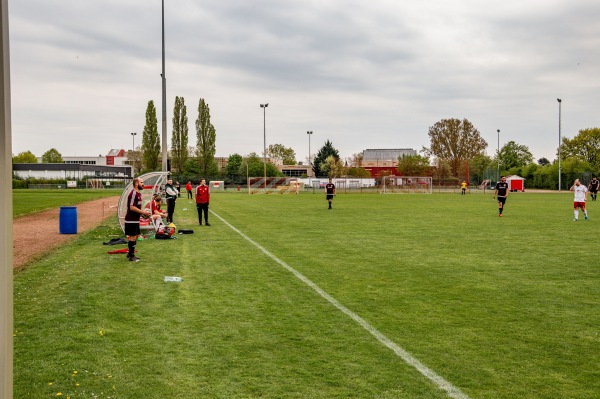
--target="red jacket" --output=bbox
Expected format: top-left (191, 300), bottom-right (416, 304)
top-left (195, 184), bottom-right (210, 204)
top-left (185, 182), bottom-right (192, 191)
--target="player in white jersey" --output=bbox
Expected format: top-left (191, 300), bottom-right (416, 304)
top-left (569, 179), bottom-right (588, 221)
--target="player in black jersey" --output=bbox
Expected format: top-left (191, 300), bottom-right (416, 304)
top-left (588, 177), bottom-right (599, 201)
top-left (125, 177), bottom-right (151, 261)
top-left (493, 176), bottom-right (509, 216)
top-left (325, 178), bottom-right (336, 209)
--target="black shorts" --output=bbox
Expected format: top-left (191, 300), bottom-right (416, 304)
top-left (125, 222), bottom-right (141, 237)
top-left (326, 194), bottom-right (334, 200)
top-left (497, 196), bottom-right (507, 204)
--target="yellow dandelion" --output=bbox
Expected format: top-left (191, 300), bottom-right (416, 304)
top-left (72, 370), bottom-right (78, 375)
top-left (48, 382), bottom-right (53, 386)
top-left (56, 393), bottom-right (62, 396)
top-left (75, 383), bottom-right (80, 387)
top-left (99, 329), bottom-right (105, 336)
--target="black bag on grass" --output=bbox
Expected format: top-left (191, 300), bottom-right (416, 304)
top-left (155, 233), bottom-right (172, 239)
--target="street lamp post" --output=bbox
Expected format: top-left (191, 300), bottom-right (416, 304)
top-left (497, 129), bottom-right (500, 181)
top-left (557, 98), bottom-right (562, 192)
top-left (307, 131), bottom-right (313, 173)
top-left (260, 103), bottom-right (268, 190)
top-left (131, 132), bottom-right (137, 152)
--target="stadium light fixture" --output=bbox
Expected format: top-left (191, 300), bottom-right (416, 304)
top-left (260, 104), bottom-right (269, 189)
top-left (557, 98), bottom-right (562, 191)
top-left (131, 132), bottom-right (137, 152)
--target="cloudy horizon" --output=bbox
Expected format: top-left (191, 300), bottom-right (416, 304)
top-left (9, 0), bottom-right (600, 163)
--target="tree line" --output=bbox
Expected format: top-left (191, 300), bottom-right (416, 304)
top-left (393, 119), bottom-right (600, 189)
top-left (12, 105), bottom-right (600, 189)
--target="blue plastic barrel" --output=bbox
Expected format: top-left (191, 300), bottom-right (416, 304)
top-left (59, 206), bottom-right (78, 234)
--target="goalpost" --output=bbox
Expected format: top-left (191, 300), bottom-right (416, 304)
top-left (381, 176), bottom-right (432, 194)
top-left (86, 179), bottom-right (104, 189)
top-left (248, 177), bottom-right (303, 194)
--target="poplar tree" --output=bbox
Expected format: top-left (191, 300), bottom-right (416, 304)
top-left (195, 98), bottom-right (217, 175)
top-left (171, 96), bottom-right (189, 173)
top-left (141, 100), bottom-right (161, 171)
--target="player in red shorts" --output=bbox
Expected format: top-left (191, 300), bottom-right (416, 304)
top-left (570, 179), bottom-right (588, 221)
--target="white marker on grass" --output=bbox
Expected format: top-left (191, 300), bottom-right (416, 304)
top-left (211, 211), bottom-right (471, 399)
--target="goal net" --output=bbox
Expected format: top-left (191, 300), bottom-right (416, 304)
top-left (248, 177), bottom-right (303, 194)
top-left (86, 179), bottom-right (104, 189)
top-left (381, 176), bottom-right (432, 194)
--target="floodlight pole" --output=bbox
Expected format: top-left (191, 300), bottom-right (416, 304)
top-left (161, 0), bottom-right (168, 172)
top-left (497, 129), bottom-right (500, 181)
top-left (260, 103), bottom-right (268, 190)
top-left (307, 130), bottom-right (313, 171)
top-left (557, 98), bottom-right (562, 191)
top-left (1, 0), bottom-right (13, 396)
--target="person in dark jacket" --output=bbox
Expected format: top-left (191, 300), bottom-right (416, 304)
top-left (165, 178), bottom-right (178, 223)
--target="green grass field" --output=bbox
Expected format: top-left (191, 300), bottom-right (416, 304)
top-left (13, 192), bottom-right (600, 398)
top-left (13, 189), bottom-right (121, 217)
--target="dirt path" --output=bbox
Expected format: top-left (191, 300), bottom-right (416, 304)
top-left (13, 196), bottom-right (120, 269)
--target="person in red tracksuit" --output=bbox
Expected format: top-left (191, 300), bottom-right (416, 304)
top-left (195, 178), bottom-right (211, 226)
top-left (185, 180), bottom-right (193, 199)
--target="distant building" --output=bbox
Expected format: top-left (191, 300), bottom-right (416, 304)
top-left (362, 148), bottom-right (417, 177)
top-left (59, 149), bottom-right (129, 166)
top-left (13, 163), bottom-right (132, 181)
top-left (279, 162), bottom-right (313, 178)
top-left (16, 149), bottom-right (132, 180)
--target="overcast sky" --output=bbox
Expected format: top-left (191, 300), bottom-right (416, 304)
top-left (9, 0), bottom-right (600, 162)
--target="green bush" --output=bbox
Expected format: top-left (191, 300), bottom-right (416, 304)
top-left (12, 179), bottom-right (27, 189)
top-left (12, 177), bottom-right (86, 189)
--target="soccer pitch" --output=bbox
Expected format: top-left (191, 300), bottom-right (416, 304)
top-left (14, 192), bottom-right (600, 398)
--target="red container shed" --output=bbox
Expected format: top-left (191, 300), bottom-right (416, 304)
top-left (506, 175), bottom-right (525, 192)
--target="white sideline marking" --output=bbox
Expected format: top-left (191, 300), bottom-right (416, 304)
top-left (211, 211), bottom-right (471, 399)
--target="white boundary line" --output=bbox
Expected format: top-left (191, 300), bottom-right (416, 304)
top-left (211, 210), bottom-right (472, 399)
